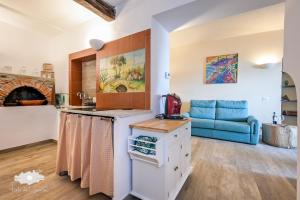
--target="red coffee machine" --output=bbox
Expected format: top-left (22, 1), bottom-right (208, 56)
top-left (162, 93), bottom-right (183, 120)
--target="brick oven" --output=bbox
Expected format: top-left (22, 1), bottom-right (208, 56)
top-left (0, 73), bottom-right (55, 106)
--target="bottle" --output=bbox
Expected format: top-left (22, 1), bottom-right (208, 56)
top-left (272, 112), bottom-right (277, 124)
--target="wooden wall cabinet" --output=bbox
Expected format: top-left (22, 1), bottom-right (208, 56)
top-left (69, 49), bottom-right (96, 106)
top-left (96, 29), bottom-right (151, 110)
top-left (69, 29), bottom-right (151, 109)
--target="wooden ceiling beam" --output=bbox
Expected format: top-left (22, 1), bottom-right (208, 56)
top-left (74, 0), bottom-right (116, 21)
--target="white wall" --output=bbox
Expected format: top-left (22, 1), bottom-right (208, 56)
top-left (154, 0), bottom-right (284, 31)
top-left (170, 30), bottom-right (283, 123)
top-left (0, 21), bottom-right (51, 76)
top-left (283, 0), bottom-right (300, 199)
top-left (0, 106), bottom-right (57, 150)
top-left (151, 19), bottom-right (170, 114)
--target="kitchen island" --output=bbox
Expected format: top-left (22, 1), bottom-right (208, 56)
top-left (129, 119), bottom-right (192, 200)
top-left (56, 108), bottom-right (153, 200)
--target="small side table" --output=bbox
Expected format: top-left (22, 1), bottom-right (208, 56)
top-left (262, 123), bottom-right (297, 148)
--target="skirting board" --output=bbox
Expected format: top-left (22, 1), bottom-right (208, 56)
top-left (0, 139), bottom-right (57, 154)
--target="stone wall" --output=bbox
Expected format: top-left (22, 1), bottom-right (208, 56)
top-left (0, 73), bottom-right (55, 106)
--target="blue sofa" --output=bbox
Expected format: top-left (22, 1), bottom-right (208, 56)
top-left (184, 100), bottom-right (260, 145)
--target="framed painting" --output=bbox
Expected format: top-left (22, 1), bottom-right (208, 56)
top-left (205, 53), bottom-right (238, 84)
top-left (99, 48), bottom-right (146, 93)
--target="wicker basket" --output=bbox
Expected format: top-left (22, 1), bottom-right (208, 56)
top-left (262, 123), bottom-right (297, 148)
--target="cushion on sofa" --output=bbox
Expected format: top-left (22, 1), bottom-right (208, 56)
top-left (191, 100), bottom-right (216, 108)
top-left (213, 130), bottom-right (250, 143)
top-left (190, 100), bottom-right (216, 119)
top-left (214, 120), bottom-right (250, 134)
top-left (191, 118), bottom-right (215, 129)
top-left (192, 128), bottom-right (213, 138)
top-left (216, 100), bottom-right (248, 121)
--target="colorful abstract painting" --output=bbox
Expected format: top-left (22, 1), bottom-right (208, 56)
top-left (99, 49), bottom-right (145, 93)
top-left (205, 54), bottom-right (238, 84)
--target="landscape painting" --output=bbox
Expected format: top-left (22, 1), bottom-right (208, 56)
top-left (205, 53), bottom-right (238, 84)
top-left (99, 49), bottom-right (145, 93)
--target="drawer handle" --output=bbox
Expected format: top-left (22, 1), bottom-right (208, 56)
top-left (185, 127), bottom-right (188, 130)
top-left (174, 134), bottom-right (178, 138)
top-left (174, 166), bottom-right (179, 171)
top-left (185, 153), bottom-right (189, 157)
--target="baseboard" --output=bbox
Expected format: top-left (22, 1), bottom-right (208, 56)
top-left (50, 139), bottom-right (57, 143)
top-left (0, 139), bottom-right (57, 154)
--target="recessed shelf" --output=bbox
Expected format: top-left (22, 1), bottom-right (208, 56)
top-left (282, 85), bottom-right (296, 88)
top-left (283, 114), bottom-right (298, 117)
top-left (281, 100), bottom-right (297, 103)
top-left (281, 72), bottom-right (297, 125)
top-left (282, 110), bottom-right (297, 117)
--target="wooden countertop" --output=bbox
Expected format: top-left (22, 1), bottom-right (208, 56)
top-left (130, 118), bottom-right (191, 133)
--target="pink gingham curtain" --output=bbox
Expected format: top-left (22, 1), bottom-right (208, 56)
top-left (56, 113), bottom-right (113, 196)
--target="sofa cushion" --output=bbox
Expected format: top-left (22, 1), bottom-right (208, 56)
top-left (216, 100), bottom-right (248, 121)
top-left (190, 100), bottom-right (216, 119)
top-left (191, 118), bottom-right (215, 129)
top-left (192, 128), bottom-right (213, 138)
top-left (214, 120), bottom-right (250, 134)
top-left (191, 100), bottom-right (216, 108)
top-left (212, 130), bottom-right (250, 143)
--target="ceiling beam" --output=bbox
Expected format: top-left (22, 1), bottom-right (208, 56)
top-left (74, 0), bottom-right (115, 21)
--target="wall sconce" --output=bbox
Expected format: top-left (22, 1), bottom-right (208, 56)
top-left (255, 63), bottom-right (278, 69)
top-left (89, 39), bottom-right (104, 51)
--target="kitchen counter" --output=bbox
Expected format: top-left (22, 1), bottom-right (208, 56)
top-left (130, 118), bottom-right (191, 133)
top-left (60, 107), bottom-right (152, 118)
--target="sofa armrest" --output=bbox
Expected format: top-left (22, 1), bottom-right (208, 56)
top-left (247, 116), bottom-right (260, 144)
top-left (182, 112), bottom-right (190, 118)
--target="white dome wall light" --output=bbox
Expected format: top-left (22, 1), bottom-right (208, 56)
top-left (89, 39), bottom-right (105, 51)
top-left (255, 63), bottom-right (278, 69)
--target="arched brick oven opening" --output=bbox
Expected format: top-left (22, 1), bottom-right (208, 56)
top-left (3, 86), bottom-right (48, 106)
top-left (0, 73), bottom-right (55, 106)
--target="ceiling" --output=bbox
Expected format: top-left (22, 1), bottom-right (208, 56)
top-left (0, 0), bottom-right (284, 40)
top-left (0, 0), bottom-right (125, 36)
top-left (105, 0), bottom-right (126, 6)
top-left (170, 3), bottom-right (285, 48)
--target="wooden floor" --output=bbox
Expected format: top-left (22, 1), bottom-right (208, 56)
top-left (178, 137), bottom-right (297, 200)
top-left (0, 137), bottom-right (296, 200)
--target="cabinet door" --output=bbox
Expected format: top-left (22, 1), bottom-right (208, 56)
top-left (166, 144), bottom-right (181, 199)
top-left (180, 123), bottom-right (191, 176)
